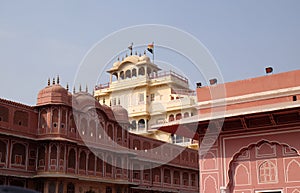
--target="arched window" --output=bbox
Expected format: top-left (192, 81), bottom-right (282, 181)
top-left (52, 109), bottom-right (59, 131)
top-left (50, 144), bottom-right (57, 166)
top-left (138, 119), bottom-right (145, 129)
top-left (176, 113), bottom-right (182, 120)
top-left (120, 71), bottom-right (124, 80)
top-left (79, 151), bottom-right (86, 170)
top-left (38, 146), bottom-right (45, 166)
top-left (138, 67), bottom-right (145, 76)
top-left (112, 72), bottom-right (118, 81)
top-left (125, 70), bottom-right (131, 79)
top-left (68, 148), bottom-right (76, 169)
top-left (169, 114), bottom-right (174, 122)
top-left (61, 109), bottom-right (67, 132)
top-left (11, 143), bottom-right (26, 165)
top-left (88, 153), bottom-right (95, 171)
top-left (184, 112), bottom-right (189, 118)
top-left (132, 69), bottom-right (137, 77)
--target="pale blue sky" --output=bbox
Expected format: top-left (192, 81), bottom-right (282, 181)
top-left (1, 1), bottom-right (300, 105)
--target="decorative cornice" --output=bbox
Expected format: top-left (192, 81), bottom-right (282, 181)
top-left (0, 98), bottom-right (35, 111)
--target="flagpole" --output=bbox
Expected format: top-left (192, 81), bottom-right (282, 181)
top-left (153, 49), bottom-right (154, 64)
top-left (152, 42), bottom-right (154, 64)
top-left (147, 42), bottom-right (155, 63)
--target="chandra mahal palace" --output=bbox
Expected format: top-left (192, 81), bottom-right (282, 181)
top-left (0, 48), bottom-right (300, 193)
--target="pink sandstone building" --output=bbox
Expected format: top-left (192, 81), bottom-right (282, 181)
top-left (0, 78), bottom-right (199, 193)
top-left (1, 69), bottom-right (300, 193)
top-left (156, 69), bottom-right (300, 193)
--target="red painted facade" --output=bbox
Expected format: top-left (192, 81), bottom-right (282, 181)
top-left (155, 70), bottom-right (300, 193)
top-left (2, 70), bottom-right (300, 193)
top-left (0, 81), bottom-right (199, 193)
top-left (197, 70), bottom-right (300, 193)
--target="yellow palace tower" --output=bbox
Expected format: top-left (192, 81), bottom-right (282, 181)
top-left (94, 45), bottom-right (198, 148)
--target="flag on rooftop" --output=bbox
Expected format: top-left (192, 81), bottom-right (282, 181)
top-left (128, 42), bottom-right (133, 55)
top-left (147, 43), bottom-right (154, 54)
top-left (128, 42), bottom-right (133, 50)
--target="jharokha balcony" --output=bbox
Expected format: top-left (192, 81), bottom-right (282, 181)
top-left (95, 70), bottom-right (189, 91)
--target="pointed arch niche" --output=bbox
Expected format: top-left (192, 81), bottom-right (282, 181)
top-left (203, 175), bottom-right (217, 193)
top-left (227, 140), bottom-right (299, 192)
top-left (234, 163), bottom-right (250, 185)
top-left (286, 158), bottom-right (300, 182)
top-left (202, 151), bottom-right (217, 171)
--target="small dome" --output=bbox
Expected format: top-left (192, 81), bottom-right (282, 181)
top-left (71, 92), bottom-right (116, 121)
top-left (101, 105), bottom-right (115, 120)
top-left (72, 92), bottom-right (101, 111)
top-left (111, 105), bottom-right (129, 123)
top-left (139, 55), bottom-right (150, 63)
top-left (121, 55), bottom-right (139, 64)
top-left (37, 84), bottom-right (70, 106)
top-left (113, 61), bottom-right (120, 67)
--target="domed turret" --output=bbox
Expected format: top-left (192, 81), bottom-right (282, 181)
top-left (101, 105), bottom-right (115, 121)
top-left (72, 91), bottom-right (117, 121)
top-left (37, 84), bottom-right (70, 106)
top-left (139, 55), bottom-right (150, 63)
top-left (72, 92), bottom-right (100, 110)
top-left (111, 105), bottom-right (129, 123)
top-left (113, 60), bottom-right (120, 67)
top-left (121, 55), bottom-right (139, 65)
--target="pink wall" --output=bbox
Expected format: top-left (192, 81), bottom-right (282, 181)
top-left (197, 70), bottom-right (300, 193)
top-left (197, 70), bottom-right (300, 102)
